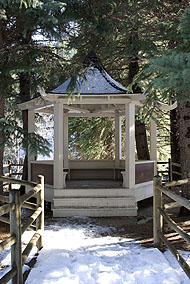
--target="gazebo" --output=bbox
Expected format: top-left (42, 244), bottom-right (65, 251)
top-left (18, 53), bottom-right (157, 217)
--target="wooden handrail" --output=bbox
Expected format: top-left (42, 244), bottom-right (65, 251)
top-left (0, 176), bottom-right (37, 187)
top-left (153, 176), bottom-right (190, 279)
top-left (165, 178), bottom-right (190, 188)
top-left (0, 203), bottom-right (15, 217)
top-left (0, 236), bottom-right (16, 253)
top-left (157, 184), bottom-right (190, 211)
top-left (0, 195), bottom-right (37, 210)
top-left (158, 231), bottom-right (190, 278)
top-left (158, 207), bottom-right (190, 244)
top-left (21, 208), bottom-right (42, 234)
top-left (0, 268), bottom-right (17, 284)
top-left (0, 175), bottom-right (44, 284)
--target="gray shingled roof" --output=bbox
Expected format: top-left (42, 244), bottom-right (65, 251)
top-left (49, 53), bottom-right (127, 95)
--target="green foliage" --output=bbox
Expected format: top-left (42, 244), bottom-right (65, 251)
top-left (69, 117), bottom-right (114, 160)
top-left (0, 0), bottom-right (72, 164)
top-left (148, 52), bottom-right (190, 102)
top-left (0, 116), bottom-right (51, 157)
top-left (1, 0), bottom-right (189, 163)
top-left (145, 8), bottom-right (190, 103)
top-left (59, 0), bottom-right (188, 160)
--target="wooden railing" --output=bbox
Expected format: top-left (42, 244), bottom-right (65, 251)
top-left (2, 162), bottom-right (24, 192)
top-left (0, 175), bottom-right (44, 284)
top-left (157, 159), bottom-right (181, 182)
top-left (3, 161), bottom-right (24, 177)
top-left (153, 176), bottom-right (190, 278)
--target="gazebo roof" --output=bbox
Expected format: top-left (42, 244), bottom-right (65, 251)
top-left (18, 52), bottom-right (147, 114)
top-left (49, 52), bottom-right (127, 95)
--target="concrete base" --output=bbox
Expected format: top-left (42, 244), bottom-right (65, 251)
top-left (54, 196), bottom-right (135, 208)
top-left (135, 181), bottom-right (153, 202)
top-left (52, 182), bottom-right (137, 217)
top-left (42, 180), bottom-right (153, 218)
top-left (52, 207), bottom-right (138, 217)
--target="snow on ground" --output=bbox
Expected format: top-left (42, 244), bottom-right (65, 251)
top-left (0, 217), bottom-right (190, 283)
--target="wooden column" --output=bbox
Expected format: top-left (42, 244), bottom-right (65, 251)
top-left (36, 175), bottom-right (44, 250)
top-left (63, 112), bottom-right (69, 169)
top-left (28, 110), bottom-right (35, 181)
top-left (115, 113), bottom-right (122, 168)
top-left (10, 189), bottom-right (23, 284)
top-left (124, 103), bottom-right (135, 188)
top-left (153, 176), bottom-right (163, 247)
top-left (54, 103), bottom-right (63, 189)
top-left (150, 119), bottom-right (157, 175)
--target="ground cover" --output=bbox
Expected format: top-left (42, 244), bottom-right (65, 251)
top-left (0, 198), bottom-right (190, 283)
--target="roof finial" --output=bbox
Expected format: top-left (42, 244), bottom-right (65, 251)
top-left (83, 51), bottom-right (103, 71)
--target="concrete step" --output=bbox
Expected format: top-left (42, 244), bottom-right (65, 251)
top-left (53, 197), bottom-right (136, 208)
top-left (54, 188), bottom-right (133, 198)
top-left (52, 206), bottom-right (138, 217)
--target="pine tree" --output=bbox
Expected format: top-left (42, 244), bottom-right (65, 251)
top-left (0, 0), bottom-right (71, 184)
top-left (147, 8), bottom-right (190, 199)
top-left (62, 0), bottom-right (189, 161)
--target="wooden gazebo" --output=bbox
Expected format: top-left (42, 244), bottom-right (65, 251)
top-left (18, 53), bottom-right (157, 217)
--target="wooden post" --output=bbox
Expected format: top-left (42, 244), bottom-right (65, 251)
top-left (63, 112), bottom-right (69, 169)
top-left (115, 113), bottom-right (122, 168)
top-left (9, 189), bottom-right (23, 284)
top-left (124, 103), bottom-right (135, 189)
top-left (153, 176), bottom-right (163, 247)
top-left (169, 158), bottom-right (172, 182)
top-left (36, 175), bottom-right (44, 250)
top-left (8, 160), bottom-right (12, 191)
top-left (28, 110), bottom-right (35, 182)
top-left (54, 103), bottom-right (64, 189)
top-left (150, 119), bottom-right (157, 175)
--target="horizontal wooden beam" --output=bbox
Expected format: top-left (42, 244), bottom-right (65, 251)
top-left (158, 231), bottom-right (190, 279)
top-left (0, 203), bottom-right (15, 217)
top-left (0, 176), bottom-right (37, 188)
top-left (165, 178), bottom-right (190, 187)
top-left (21, 208), bottom-right (42, 234)
top-left (23, 201), bottom-right (37, 211)
top-left (20, 185), bottom-right (41, 205)
top-left (0, 195), bottom-right (9, 203)
top-left (0, 236), bottom-right (16, 253)
top-left (10, 173), bottom-right (23, 176)
top-left (22, 230), bottom-right (41, 265)
top-left (65, 105), bottom-right (90, 113)
top-left (0, 216), bottom-right (10, 224)
top-left (58, 98), bottom-right (135, 105)
top-left (92, 105), bottom-right (124, 113)
top-left (159, 207), bottom-right (190, 244)
top-left (65, 112), bottom-right (115, 117)
top-left (37, 108), bottom-right (54, 114)
top-left (157, 184), bottom-right (190, 211)
top-left (9, 164), bottom-right (24, 167)
top-left (0, 268), bottom-right (17, 284)
top-left (164, 202), bottom-right (180, 210)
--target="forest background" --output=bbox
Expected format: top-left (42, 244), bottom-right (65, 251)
top-left (0, 0), bottom-right (190, 196)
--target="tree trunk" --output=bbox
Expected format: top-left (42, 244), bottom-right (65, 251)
top-left (0, 20), bottom-right (5, 194)
top-left (170, 106), bottom-right (181, 180)
top-left (0, 94), bottom-right (5, 194)
top-left (135, 120), bottom-right (150, 160)
top-left (128, 59), bottom-right (150, 160)
top-left (19, 73), bottom-right (31, 182)
top-left (179, 102), bottom-right (190, 199)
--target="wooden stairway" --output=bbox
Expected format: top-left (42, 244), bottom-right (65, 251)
top-left (52, 187), bottom-right (137, 217)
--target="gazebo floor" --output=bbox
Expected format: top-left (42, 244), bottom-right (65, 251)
top-left (65, 179), bottom-right (123, 189)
